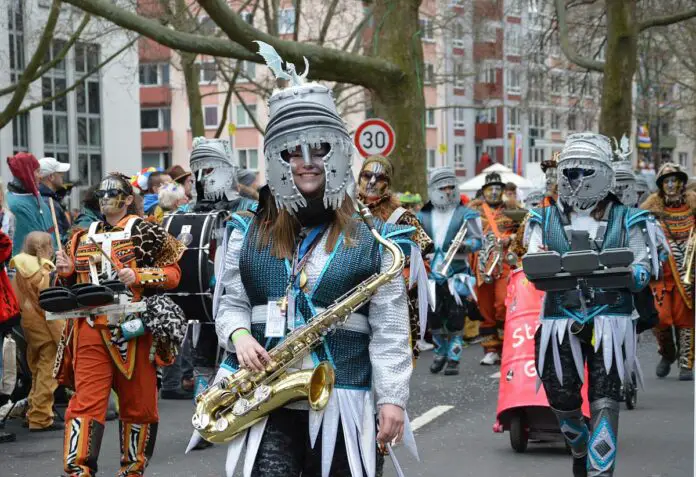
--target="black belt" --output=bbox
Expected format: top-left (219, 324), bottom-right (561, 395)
top-left (562, 290), bottom-right (622, 309)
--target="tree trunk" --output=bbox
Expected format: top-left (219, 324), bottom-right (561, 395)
top-left (182, 52), bottom-right (205, 137)
top-left (369, 0), bottom-right (426, 196)
top-left (598, 0), bottom-right (638, 140)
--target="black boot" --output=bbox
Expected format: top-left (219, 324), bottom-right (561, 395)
top-left (587, 398), bottom-right (619, 477)
top-left (551, 407), bottom-right (589, 477)
top-left (655, 357), bottom-right (673, 378)
top-left (679, 367), bottom-right (694, 381)
top-left (573, 455), bottom-right (588, 477)
top-left (677, 327), bottom-right (694, 381)
top-left (429, 356), bottom-right (447, 374)
top-left (443, 360), bottom-right (459, 376)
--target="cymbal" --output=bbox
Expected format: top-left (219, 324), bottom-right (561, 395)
top-left (503, 209), bottom-right (528, 222)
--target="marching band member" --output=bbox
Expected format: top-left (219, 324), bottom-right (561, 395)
top-left (55, 174), bottom-right (186, 476)
top-left (418, 167), bottom-right (482, 376)
top-left (540, 154), bottom-right (559, 206)
top-left (470, 172), bottom-right (522, 365)
top-left (525, 133), bottom-right (658, 477)
top-left (357, 154), bottom-right (433, 359)
top-left (641, 163), bottom-right (695, 381)
top-left (207, 45), bottom-right (415, 477)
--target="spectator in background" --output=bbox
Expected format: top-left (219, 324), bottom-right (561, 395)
top-left (143, 171), bottom-right (168, 222)
top-left (504, 182), bottom-right (524, 208)
top-left (10, 231), bottom-right (63, 432)
top-left (159, 182), bottom-right (189, 213)
top-left (6, 153), bottom-right (54, 255)
top-left (73, 185), bottom-right (103, 230)
top-left (38, 157), bottom-right (71, 242)
top-left (237, 169), bottom-right (259, 200)
top-left (0, 227), bottom-right (20, 444)
top-left (0, 180), bottom-right (16, 242)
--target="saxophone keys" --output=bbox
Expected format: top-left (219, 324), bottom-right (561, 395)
top-left (215, 417), bottom-right (229, 431)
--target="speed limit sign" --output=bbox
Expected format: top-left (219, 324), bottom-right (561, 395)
top-left (354, 119), bottom-right (396, 158)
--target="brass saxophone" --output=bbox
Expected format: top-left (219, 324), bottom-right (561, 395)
top-left (191, 201), bottom-right (405, 444)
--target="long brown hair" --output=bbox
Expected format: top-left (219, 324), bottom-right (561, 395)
top-left (256, 194), bottom-right (356, 259)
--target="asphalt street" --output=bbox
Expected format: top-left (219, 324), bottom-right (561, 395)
top-left (1, 334), bottom-right (693, 477)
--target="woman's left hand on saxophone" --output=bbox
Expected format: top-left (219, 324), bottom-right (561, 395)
top-left (377, 403), bottom-right (404, 445)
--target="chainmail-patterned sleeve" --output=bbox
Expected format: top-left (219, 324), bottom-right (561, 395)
top-left (215, 228), bottom-right (252, 351)
top-left (627, 221), bottom-right (651, 290)
top-left (368, 248), bottom-right (412, 409)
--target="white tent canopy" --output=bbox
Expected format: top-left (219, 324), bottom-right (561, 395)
top-left (458, 163), bottom-right (535, 195)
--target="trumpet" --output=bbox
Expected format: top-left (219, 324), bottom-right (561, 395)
top-left (683, 226), bottom-right (695, 286)
top-left (481, 238), bottom-right (518, 284)
top-left (436, 221), bottom-right (468, 276)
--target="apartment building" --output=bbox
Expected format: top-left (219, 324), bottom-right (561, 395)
top-left (0, 0), bottom-right (141, 201)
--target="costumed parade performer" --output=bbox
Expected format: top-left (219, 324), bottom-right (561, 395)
top-left (188, 43), bottom-right (417, 477)
top-left (357, 154), bottom-right (433, 359)
top-left (641, 163), bottom-right (695, 381)
top-left (540, 154), bottom-right (559, 206)
top-left (524, 133), bottom-right (659, 477)
top-left (55, 173), bottom-right (186, 476)
top-left (470, 172), bottom-right (522, 365)
top-left (418, 167), bottom-right (482, 375)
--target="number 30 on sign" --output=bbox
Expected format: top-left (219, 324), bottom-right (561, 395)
top-left (354, 119), bottom-right (396, 158)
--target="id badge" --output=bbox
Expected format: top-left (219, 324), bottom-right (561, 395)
top-left (287, 291), bottom-right (296, 331)
top-left (265, 301), bottom-right (286, 338)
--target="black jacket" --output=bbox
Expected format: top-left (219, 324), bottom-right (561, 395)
top-left (39, 183), bottom-right (70, 241)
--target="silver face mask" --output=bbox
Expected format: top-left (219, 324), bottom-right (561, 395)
top-left (428, 167), bottom-right (459, 210)
top-left (258, 42), bottom-right (353, 213)
top-left (612, 161), bottom-right (637, 207)
top-left (634, 174), bottom-right (649, 205)
top-left (557, 133), bottom-right (615, 214)
top-left (524, 189), bottom-right (545, 209)
top-left (189, 137), bottom-right (239, 202)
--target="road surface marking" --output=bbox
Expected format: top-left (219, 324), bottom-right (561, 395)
top-left (490, 371), bottom-right (501, 379)
top-left (411, 405), bottom-right (454, 431)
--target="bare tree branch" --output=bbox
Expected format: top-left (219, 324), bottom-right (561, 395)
top-left (555, 0), bottom-right (605, 72)
top-left (214, 87), bottom-right (234, 138)
top-left (318, 0), bottom-right (340, 46)
top-left (14, 36), bottom-right (138, 118)
top-left (234, 89), bottom-right (265, 134)
top-left (0, 0), bottom-right (62, 129)
top-left (293, 0), bottom-right (301, 42)
top-left (0, 13), bottom-right (91, 98)
top-left (638, 8), bottom-right (696, 32)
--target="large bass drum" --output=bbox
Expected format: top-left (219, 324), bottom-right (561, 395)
top-left (162, 211), bottom-right (228, 322)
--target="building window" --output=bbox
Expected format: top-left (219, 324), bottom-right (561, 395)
top-left (454, 107), bottom-right (466, 128)
top-left (530, 109), bottom-right (545, 137)
top-left (506, 68), bottom-right (521, 93)
top-left (278, 8), bottom-right (296, 34)
top-left (141, 108), bottom-right (171, 130)
top-left (477, 107), bottom-right (497, 124)
top-left (510, 0), bottom-right (522, 15)
top-left (427, 149), bottom-right (437, 168)
top-left (568, 75), bottom-right (577, 96)
top-left (142, 151), bottom-right (170, 170)
top-left (204, 106), bottom-right (218, 128)
top-left (424, 63), bottom-right (435, 84)
top-left (240, 11), bottom-right (253, 25)
top-left (8, 0), bottom-right (25, 84)
top-left (454, 62), bottom-right (466, 87)
top-left (584, 114), bottom-right (594, 131)
top-left (426, 109), bottom-right (436, 127)
top-left (43, 40), bottom-right (70, 166)
top-left (199, 61), bottom-right (217, 84)
top-left (419, 17), bottom-right (434, 41)
top-left (237, 61), bottom-right (256, 83)
top-left (479, 67), bottom-right (496, 84)
top-left (453, 21), bottom-right (466, 48)
top-left (198, 16), bottom-right (217, 35)
top-left (454, 144), bottom-right (466, 169)
top-left (508, 107), bottom-right (520, 131)
top-left (550, 74), bottom-right (562, 94)
top-left (238, 149), bottom-right (259, 170)
top-left (567, 113), bottom-right (577, 131)
top-left (480, 21), bottom-right (498, 42)
top-left (505, 23), bottom-right (522, 55)
top-left (531, 148), bottom-right (545, 163)
top-left (12, 113), bottom-right (29, 153)
top-left (528, 71), bottom-right (544, 102)
top-left (235, 104), bottom-right (258, 127)
top-left (678, 152), bottom-right (688, 167)
top-left (551, 111), bottom-right (561, 130)
top-left (139, 63), bottom-right (170, 86)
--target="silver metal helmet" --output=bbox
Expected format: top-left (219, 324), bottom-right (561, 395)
top-left (257, 42), bottom-right (353, 213)
top-left (557, 133), bottom-right (615, 213)
top-left (189, 137), bottom-right (239, 202)
top-left (524, 189), bottom-right (545, 209)
top-left (612, 160), bottom-right (637, 207)
top-left (635, 173), bottom-right (649, 205)
top-left (428, 167), bottom-right (459, 210)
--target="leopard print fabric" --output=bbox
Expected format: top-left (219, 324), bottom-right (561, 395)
top-left (398, 209), bottom-right (434, 255)
top-left (129, 219), bottom-right (186, 268)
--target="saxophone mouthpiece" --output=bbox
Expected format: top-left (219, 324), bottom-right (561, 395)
top-left (354, 199), bottom-right (375, 229)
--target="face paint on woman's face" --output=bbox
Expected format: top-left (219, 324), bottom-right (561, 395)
top-left (662, 176), bottom-right (684, 198)
top-left (483, 185), bottom-right (503, 204)
top-left (358, 162), bottom-right (389, 200)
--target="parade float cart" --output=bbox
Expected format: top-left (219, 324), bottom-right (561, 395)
top-left (493, 268), bottom-right (590, 453)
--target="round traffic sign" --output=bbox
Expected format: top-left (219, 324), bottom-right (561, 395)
top-left (354, 119), bottom-right (396, 158)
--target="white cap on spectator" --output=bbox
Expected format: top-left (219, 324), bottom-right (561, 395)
top-left (38, 157), bottom-right (70, 177)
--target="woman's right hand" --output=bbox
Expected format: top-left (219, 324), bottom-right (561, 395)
top-left (234, 334), bottom-right (271, 372)
top-left (55, 250), bottom-right (72, 274)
